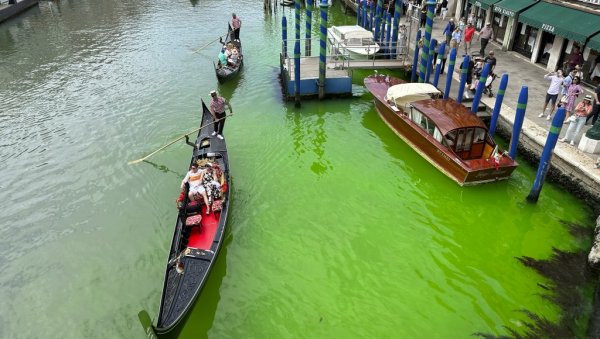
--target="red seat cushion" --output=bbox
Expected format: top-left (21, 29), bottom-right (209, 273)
top-left (212, 199), bottom-right (223, 212)
top-left (185, 214), bottom-right (202, 226)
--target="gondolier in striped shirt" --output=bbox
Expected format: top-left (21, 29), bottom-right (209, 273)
top-left (209, 90), bottom-right (232, 140)
top-left (231, 13), bottom-right (241, 41)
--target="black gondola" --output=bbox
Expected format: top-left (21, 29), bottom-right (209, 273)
top-left (214, 24), bottom-right (243, 83)
top-left (138, 99), bottom-right (231, 338)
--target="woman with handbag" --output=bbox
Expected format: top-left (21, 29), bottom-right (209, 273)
top-left (563, 76), bottom-right (584, 123)
top-left (560, 95), bottom-right (594, 146)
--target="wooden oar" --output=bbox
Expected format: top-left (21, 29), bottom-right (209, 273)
top-left (128, 114), bottom-right (232, 165)
top-left (191, 35), bottom-right (223, 54)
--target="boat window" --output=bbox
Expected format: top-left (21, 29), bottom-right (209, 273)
top-left (425, 118), bottom-right (436, 136)
top-left (433, 127), bottom-right (443, 143)
top-left (455, 128), bottom-right (473, 152)
top-left (347, 38), bottom-right (361, 45)
top-left (362, 38), bottom-right (374, 45)
top-left (473, 128), bottom-right (486, 143)
top-left (444, 130), bottom-right (456, 148)
top-left (411, 109), bottom-right (422, 125)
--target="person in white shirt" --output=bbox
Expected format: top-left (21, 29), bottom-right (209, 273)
top-left (539, 70), bottom-right (564, 120)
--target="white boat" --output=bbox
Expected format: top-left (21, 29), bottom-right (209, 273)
top-left (327, 25), bottom-right (380, 59)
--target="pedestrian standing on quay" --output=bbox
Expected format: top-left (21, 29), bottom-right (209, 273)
top-left (586, 83), bottom-right (600, 125)
top-left (231, 13), bottom-right (242, 41)
top-left (477, 22), bottom-right (493, 56)
top-left (539, 70), bottom-right (564, 120)
top-left (209, 90), bottom-right (233, 140)
top-left (563, 76), bottom-right (583, 122)
top-left (560, 95), bottom-right (594, 145)
top-left (463, 22), bottom-right (475, 55)
top-left (442, 18), bottom-right (455, 45)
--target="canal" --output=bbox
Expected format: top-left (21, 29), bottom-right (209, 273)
top-left (0, 0), bottom-right (594, 338)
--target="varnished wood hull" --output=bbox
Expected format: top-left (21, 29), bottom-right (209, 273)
top-left (365, 75), bottom-right (517, 186)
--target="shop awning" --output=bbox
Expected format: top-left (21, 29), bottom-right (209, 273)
top-left (467, 0), bottom-right (501, 10)
top-left (588, 33), bottom-right (600, 52)
top-left (493, 0), bottom-right (537, 18)
top-left (519, 2), bottom-right (600, 43)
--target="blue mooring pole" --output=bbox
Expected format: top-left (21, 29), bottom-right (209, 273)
top-left (470, 62), bottom-right (491, 114)
top-left (374, 0), bottom-right (383, 43)
top-left (306, 0), bottom-right (313, 56)
top-left (444, 47), bottom-right (457, 99)
top-left (489, 73), bottom-right (508, 138)
top-left (391, 0), bottom-right (401, 58)
top-left (385, 12), bottom-right (392, 56)
top-left (362, 0), bottom-right (367, 28)
top-left (418, 1), bottom-right (436, 83)
top-left (457, 55), bottom-right (470, 104)
top-left (432, 42), bottom-right (445, 88)
top-left (294, 0), bottom-right (301, 107)
top-left (425, 38), bottom-right (436, 83)
top-left (282, 16), bottom-right (288, 58)
top-left (357, 0), bottom-right (361, 26)
top-left (370, 0), bottom-right (375, 30)
top-left (508, 86), bottom-right (528, 159)
top-left (318, 1), bottom-right (327, 99)
top-left (411, 29), bottom-right (421, 83)
top-left (527, 107), bottom-right (566, 202)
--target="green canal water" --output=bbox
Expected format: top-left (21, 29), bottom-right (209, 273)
top-left (0, 0), bottom-right (594, 338)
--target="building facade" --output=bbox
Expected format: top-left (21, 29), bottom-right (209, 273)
top-left (453, 0), bottom-right (600, 86)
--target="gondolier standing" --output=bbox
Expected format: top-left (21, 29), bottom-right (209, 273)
top-left (231, 13), bottom-right (241, 41)
top-left (209, 90), bottom-right (232, 140)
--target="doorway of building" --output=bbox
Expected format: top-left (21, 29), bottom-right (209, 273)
top-left (537, 31), bottom-right (555, 66)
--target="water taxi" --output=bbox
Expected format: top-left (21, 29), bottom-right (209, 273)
top-left (364, 74), bottom-right (518, 185)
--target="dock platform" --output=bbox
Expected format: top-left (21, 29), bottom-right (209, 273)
top-left (280, 55), bottom-right (353, 99)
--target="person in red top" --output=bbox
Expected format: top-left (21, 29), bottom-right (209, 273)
top-left (209, 90), bottom-right (233, 140)
top-left (231, 13), bottom-right (242, 41)
top-left (463, 22), bottom-right (475, 55)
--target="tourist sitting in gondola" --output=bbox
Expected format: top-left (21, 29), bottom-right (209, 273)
top-left (227, 48), bottom-right (239, 67)
top-left (200, 163), bottom-right (222, 208)
top-left (181, 163), bottom-right (210, 213)
top-left (218, 46), bottom-right (228, 68)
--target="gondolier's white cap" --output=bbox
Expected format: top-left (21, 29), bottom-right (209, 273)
top-left (210, 90), bottom-right (217, 95)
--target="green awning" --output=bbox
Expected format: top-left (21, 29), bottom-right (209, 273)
top-left (519, 2), bottom-right (600, 43)
top-left (468, 0), bottom-right (501, 10)
top-left (588, 33), bottom-right (600, 52)
top-left (493, 0), bottom-right (537, 18)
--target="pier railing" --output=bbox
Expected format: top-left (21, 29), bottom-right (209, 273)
top-left (281, 37), bottom-right (409, 72)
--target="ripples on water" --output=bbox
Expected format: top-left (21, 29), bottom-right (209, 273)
top-left (0, 0), bottom-right (592, 338)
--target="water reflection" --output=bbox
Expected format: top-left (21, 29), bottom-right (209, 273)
top-left (287, 105), bottom-right (332, 176)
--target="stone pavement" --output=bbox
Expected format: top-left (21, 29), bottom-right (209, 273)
top-left (402, 15), bottom-right (600, 183)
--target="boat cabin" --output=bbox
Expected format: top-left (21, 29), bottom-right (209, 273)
top-left (331, 25), bottom-right (375, 46)
top-left (385, 83), bottom-right (496, 161)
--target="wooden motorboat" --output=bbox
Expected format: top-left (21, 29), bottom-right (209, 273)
top-left (364, 74), bottom-right (517, 186)
top-left (327, 25), bottom-right (380, 59)
top-left (214, 24), bottom-right (243, 83)
top-left (139, 99), bottom-right (231, 338)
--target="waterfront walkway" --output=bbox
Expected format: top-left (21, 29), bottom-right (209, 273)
top-left (400, 15), bottom-right (600, 188)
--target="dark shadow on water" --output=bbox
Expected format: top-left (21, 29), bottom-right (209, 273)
top-left (474, 221), bottom-right (597, 339)
top-left (143, 160), bottom-right (183, 179)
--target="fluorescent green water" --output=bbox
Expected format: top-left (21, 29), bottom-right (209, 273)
top-left (0, 1), bottom-right (592, 338)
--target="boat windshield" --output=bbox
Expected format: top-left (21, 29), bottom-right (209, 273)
top-left (345, 37), bottom-right (375, 46)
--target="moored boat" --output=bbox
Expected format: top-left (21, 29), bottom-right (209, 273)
top-left (214, 24), bottom-right (243, 83)
top-left (327, 25), bottom-right (380, 59)
top-left (364, 74), bottom-right (517, 185)
top-left (139, 99), bottom-right (231, 338)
